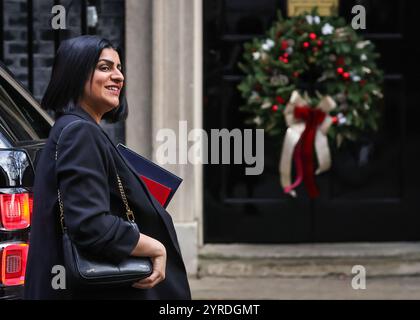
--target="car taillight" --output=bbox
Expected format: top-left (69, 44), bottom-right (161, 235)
top-left (0, 193), bottom-right (33, 230)
top-left (0, 243), bottom-right (28, 286)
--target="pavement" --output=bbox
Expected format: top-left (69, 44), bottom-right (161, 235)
top-left (188, 243), bottom-right (420, 300)
top-left (189, 275), bottom-right (420, 300)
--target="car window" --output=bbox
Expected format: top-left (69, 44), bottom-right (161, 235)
top-left (0, 127), bottom-right (12, 148)
top-left (0, 73), bottom-right (51, 142)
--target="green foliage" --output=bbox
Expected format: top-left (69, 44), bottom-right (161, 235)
top-left (237, 9), bottom-right (384, 142)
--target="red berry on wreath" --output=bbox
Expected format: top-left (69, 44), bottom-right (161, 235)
top-left (331, 116), bottom-right (338, 124)
top-left (303, 42), bottom-right (310, 48)
top-left (276, 96), bottom-right (285, 104)
top-left (281, 40), bottom-right (289, 50)
top-left (343, 72), bottom-right (350, 79)
top-left (337, 67), bottom-right (344, 74)
top-left (309, 33), bottom-right (317, 40)
top-left (272, 105), bottom-right (279, 112)
top-left (279, 56), bottom-right (287, 63)
top-left (317, 40), bottom-right (323, 47)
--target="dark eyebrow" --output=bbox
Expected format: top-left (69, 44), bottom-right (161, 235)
top-left (97, 59), bottom-right (122, 69)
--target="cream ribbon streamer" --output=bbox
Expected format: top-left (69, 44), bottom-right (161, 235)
top-left (279, 91), bottom-right (336, 197)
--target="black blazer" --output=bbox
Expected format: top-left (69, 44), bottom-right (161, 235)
top-left (24, 107), bottom-right (191, 300)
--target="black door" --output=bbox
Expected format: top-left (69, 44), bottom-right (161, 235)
top-left (203, 0), bottom-right (420, 243)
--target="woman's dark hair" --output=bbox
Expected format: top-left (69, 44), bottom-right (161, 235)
top-left (41, 35), bottom-right (127, 123)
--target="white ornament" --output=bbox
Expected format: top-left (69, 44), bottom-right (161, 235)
top-left (362, 66), bottom-right (372, 74)
top-left (306, 15), bottom-right (320, 25)
top-left (261, 44), bottom-right (270, 51)
top-left (337, 113), bottom-right (347, 125)
top-left (305, 15), bottom-right (313, 24)
top-left (262, 39), bottom-right (275, 51)
top-left (322, 23), bottom-right (334, 35)
top-left (254, 116), bottom-right (263, 126)
top-left (261, 101), bottom-right (271, 109)
top-left (360, 54), bottom-right (368, 61)
top-left (373, 90), bottom-right (383, 98)
top-left (352, 75), bottom-right (361, 82)
top-left (286, 47), bottom-right (294, 55)
top-left (252, 51), bottom-right (261, 61)
top-left (356, 40), bottom-right (371, 49)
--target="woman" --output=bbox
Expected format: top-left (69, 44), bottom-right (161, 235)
top-left (24, 35), bottom-right (191, 300)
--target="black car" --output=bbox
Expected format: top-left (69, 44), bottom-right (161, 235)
top-left (0, 62), bottom-right (53, 299)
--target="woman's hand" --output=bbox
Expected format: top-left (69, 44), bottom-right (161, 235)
top-left (132, 252), bottom-right (166, 289)
top-left (130, 233), bottom-right (167, 289)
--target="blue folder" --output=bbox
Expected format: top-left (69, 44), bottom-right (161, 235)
top-left (117, 143), bottom-right (182, 208)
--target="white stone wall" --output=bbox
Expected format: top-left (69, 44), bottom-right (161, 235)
top-left (126, 0), bottom-right (202, 275)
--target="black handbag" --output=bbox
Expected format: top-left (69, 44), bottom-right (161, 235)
top-left (56, 145), bottom-right (152, 288)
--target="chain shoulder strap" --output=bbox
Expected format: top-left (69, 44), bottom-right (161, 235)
top-left (116, 174), bottom-right (136, 222)
top-left (56, 137), bottom-right (135, 233)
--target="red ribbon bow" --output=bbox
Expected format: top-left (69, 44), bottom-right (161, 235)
top-left (292, 106), bottom-right (326, 198)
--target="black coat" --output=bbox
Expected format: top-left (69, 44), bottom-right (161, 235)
top-left (24, 107), bottom-right (191, 300)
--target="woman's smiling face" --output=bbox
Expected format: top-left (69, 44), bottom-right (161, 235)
top-left (80, 48), bottom-right (124, 116)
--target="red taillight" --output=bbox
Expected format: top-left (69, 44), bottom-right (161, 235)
top-left (0, 193), bottom-right (33, 230)
top-left (0, 243), bottom-right (28, 286)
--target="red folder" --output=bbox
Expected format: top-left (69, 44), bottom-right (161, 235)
top-left (139, 175), bottom-right (172, 207)
top-left (117, 144), bottom-right (182, 208)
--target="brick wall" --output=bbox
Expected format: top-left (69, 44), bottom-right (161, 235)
top-left (3, 0), bottom-right (29, 87)
top-left (1, 0), bottom-right (126, 144)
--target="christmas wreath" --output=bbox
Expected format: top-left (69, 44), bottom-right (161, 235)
top-left (238, 10), bottom-right (383, 142)
top-left (237, 10), bottom-right (384, 198)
